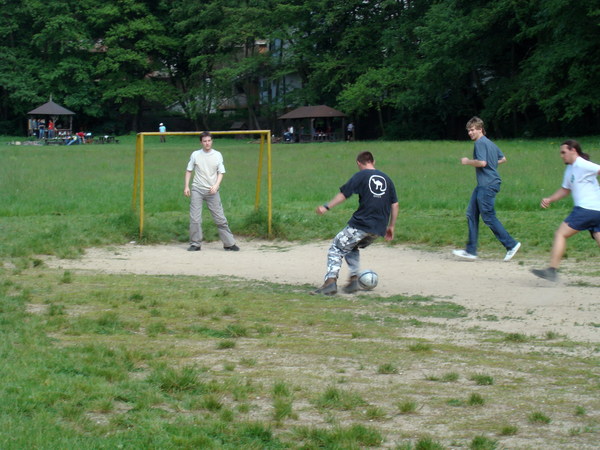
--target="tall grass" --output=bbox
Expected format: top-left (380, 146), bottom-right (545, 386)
top-left (2, 134), bottom-right (600, 259)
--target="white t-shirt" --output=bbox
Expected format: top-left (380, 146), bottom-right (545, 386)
top-left (186, 149), bottom-right (226, 191)
top-left (562, 157), bottom-right (600, 210)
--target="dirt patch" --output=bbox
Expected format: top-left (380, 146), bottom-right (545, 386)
top-left (44, 238), bottom-right (600, 343)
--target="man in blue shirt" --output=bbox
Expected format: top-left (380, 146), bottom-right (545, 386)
top-left (453, 117), bottom-right (521, 262)
top-left (312, 151), bottom-right (399, 295)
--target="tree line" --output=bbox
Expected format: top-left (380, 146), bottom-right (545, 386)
top-left (1, 0), bottom-right (598, 139)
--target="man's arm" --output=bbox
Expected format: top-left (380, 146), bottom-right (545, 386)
top-left (385, 202), bottom-right (399, 241)
top-left (461, 157), bottom-right (487, 168)
top-left (315, 192), bottom-right (347, 215)
top-left (209, 172), bottom-right (223, 194)
top-left (184, 170), bottom-right (192, 197)
top-left (540, 187), bottom-right (571, 209)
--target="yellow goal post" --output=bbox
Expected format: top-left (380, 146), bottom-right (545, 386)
top-left (132, 130), bottom-right (273, 238)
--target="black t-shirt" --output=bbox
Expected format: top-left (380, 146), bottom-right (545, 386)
top-left (340, 169), bottom-right (398, 236)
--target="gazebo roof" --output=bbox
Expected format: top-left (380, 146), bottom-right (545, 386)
top-left (278, 105), bottom-right (347, 120)
top-left (28, 99), bottom-right (75, 116)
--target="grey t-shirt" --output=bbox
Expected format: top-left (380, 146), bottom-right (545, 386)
top-left (473, 136), bottom-right (503, 186)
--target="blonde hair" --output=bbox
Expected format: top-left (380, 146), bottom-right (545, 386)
top-left (466, 116), bottom-right (485, 134)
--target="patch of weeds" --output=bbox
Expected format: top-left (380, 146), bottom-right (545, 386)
top-left (293, 424), bottom-right (382, 448)
top-left (223, 362), bottom-right (236, 371)
top-left (32, 258), bottom-right (44, 268)
top-left (504, 332), bottom-right (528, 343)
top-left (255, 324), bottom-right (274, 336)
top-left (47, 303), bottom-right (66, 316)
top-left (481, 314), bottom-right (499, 322)
top-left (574, 405), bottom-right (586, 416)
top-left (196, 305), bottom-right (215, 317)
top-left (377, 363), bottom-right (398, 374)
top-left (239, 357), bottom-right (256, 367)
top-left (351, 331), bottom-right (365, 338)
top-left (470, 435), bottom-right (498, 449)
top-left (221, 304), bottom-right (237, 315)
top-left (408, 342), bottom-right (432, 352)
top-left (128, 292), bottom-right (144, 302)
top-left (224, 323), bottom-right (249, 338)
top-left (412, 436), bottom-right (445, 449)
top-left (447, 398), bottom-right (464, 407)
top-left (438, 372), bottom-right (459, 382)
top-left (468, 393), bottom-right (485, 406)
top-left (544, 330), bottom-right (561, 340)
top-left (273, 381), bottom-right (291, 398)
top-left (188, 325), bottom-right (230, 338)
top-left (589, 322), bottom-right (600, 328)
top-left (315, 386), bottom-right (366, 410)
top-left (201, 394), bottom-right (223, 411)
top-left (60, 270), bottom-right (73, 284)
top-left (470, 373), bottom-right (494, 385)
top-left (364, 406), bottom-right (386, 421)
top-left (398, 399), bottom-right (418, 414)
top-left (499, 425), bottom-right (518, 436)
top-left (528, 411), bottom-right (551, 424)
top-left (217, 340), bottom-right (236, 349)
top-left (273, 397), bottom-right (296, 422)
top-left (146, 321), bottom-right (168, 336)
top-left (148, 365), bottom-right (203, 393)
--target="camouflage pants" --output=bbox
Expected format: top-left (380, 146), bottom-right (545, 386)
top-left (324, 226), bottom-right (377, 281)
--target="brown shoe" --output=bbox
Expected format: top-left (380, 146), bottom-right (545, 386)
top-left (311, 277), bottom-right (337, 295)
top-left (342, 276), bottom-right (359, 294)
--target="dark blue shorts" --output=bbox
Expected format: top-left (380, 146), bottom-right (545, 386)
top-left (565, 206), bottom-right (600, 236)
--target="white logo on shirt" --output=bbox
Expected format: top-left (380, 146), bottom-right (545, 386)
top-left (369, 175), bottom-right (387, 197)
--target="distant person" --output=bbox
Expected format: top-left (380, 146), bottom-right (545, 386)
top-left (346, 122), bottom-right (354, 141)
top-left (159, 123), bottom-right (166, 142)
top-left (452, 116), bottom-right (521, 262)
top-left (48, 120), bottom-right (55, 139)
top-left (184, 131), bottom-right (239, 252)
top-left (38, 120), bottom-right (45, 139)
top-left (531, 140), bottom-right (600, 281)
top-left (312, 151), bottom-right (398, 295)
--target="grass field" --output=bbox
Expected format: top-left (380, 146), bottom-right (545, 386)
top-left (1, 134), bottom-right (599, 448)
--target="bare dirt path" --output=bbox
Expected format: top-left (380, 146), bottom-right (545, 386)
top-left (45, 239), bottom-right (600, 343)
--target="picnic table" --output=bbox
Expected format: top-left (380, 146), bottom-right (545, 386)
top-left (95, 135), bottom-right (119, 144)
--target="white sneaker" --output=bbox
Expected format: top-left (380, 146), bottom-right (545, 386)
top-left (452, 249), bottom-right (477, 260)
top-left (504, 242), bottom-right (521, 262)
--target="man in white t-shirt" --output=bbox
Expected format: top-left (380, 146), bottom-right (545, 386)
top-left (531, 139), bottom-right (600, 281)
top-left (184, 131), bottom-right (239, 252)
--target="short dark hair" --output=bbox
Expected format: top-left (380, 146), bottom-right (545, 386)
top-left (356, 151), bottom-right (374, 165)
top-left (201, 131), bottom-right (212, 139)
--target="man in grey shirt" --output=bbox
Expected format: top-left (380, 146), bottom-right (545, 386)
top-left (452, 117), bottom-right (520, 261)
top-left (184, 131), bottom-right (239, 252)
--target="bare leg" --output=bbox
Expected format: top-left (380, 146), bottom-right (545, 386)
top-left (549, 222), bottom-right (579, 269)
top-left (593, 231), bottom-right (600, 247)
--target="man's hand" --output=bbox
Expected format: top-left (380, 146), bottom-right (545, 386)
top-left (540, 197), bottom-right (551, 209)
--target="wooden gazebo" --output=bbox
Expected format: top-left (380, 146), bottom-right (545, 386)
top-left (27, 98), bottom-right (75, 138)
top-left (278, 105), bottom-right (347, 142)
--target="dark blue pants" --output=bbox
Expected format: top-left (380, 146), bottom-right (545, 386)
top-left (466, 184), bottom-right (516, 255)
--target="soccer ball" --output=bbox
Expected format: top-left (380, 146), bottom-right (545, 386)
top-left (358, 270), bottom-right (378, 290)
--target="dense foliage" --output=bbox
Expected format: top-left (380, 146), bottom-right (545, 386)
top-left (1, 0), bottom-right (599, 138)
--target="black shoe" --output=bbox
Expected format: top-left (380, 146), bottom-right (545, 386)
top-left (531, 267), bottom-right (557, 282)
top-left (224, 244), bottom-right (240, 251)
top-left (187, 245), bottom-right (201, 252)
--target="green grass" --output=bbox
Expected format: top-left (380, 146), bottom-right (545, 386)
top-left (1, 134), bottom-right (599, 448)
top-left (2, 134), bottom-right (600, 262)
top-left (1, 267), bottom-right (598, 448)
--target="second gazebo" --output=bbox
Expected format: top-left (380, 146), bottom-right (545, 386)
top-left (278, 105), bottom-right (347, 142)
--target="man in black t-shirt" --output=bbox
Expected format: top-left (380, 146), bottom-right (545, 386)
top-left (312, 151), bottom-right (399, 295)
